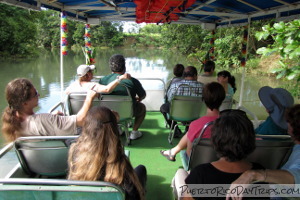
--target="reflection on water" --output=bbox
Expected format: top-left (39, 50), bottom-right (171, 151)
top-left (0, 48), bottom-right (297, 147)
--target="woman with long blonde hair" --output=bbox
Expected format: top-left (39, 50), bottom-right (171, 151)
top-left (68, 106), bottom-right (146, 200)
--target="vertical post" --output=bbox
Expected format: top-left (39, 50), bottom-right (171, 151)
top-left (209, 29), bottom-right (215, 61)
top-left (238, 19), bottom-right (250, 108)
top-left (60, 11), bottom-right (68, 101)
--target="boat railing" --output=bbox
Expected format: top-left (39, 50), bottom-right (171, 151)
top-left (0, 142), bottom-right (13, 159)
top-left (237, 105), bottom-right (260, 128)
top-left (48, 101), bottom-right (66, 115)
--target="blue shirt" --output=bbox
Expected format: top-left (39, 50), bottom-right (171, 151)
top-left (281, 144), bottom-right (300, 184)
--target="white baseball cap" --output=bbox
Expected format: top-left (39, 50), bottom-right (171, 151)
top-left (77, 65), bottom-right (95, 77)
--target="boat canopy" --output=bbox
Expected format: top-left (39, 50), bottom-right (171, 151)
top-left (2, 0), bottom-right (300, 28)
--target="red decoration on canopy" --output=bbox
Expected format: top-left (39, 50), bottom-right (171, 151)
top-left (134, 0), bottom-right (196, 24)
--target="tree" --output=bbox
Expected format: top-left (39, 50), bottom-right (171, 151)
top-left (92, 21), bottom-right (124, 47)
top-left (0, 4), bottom-right (38, 56)
top-left (255, 19), bottom-right (300, 94)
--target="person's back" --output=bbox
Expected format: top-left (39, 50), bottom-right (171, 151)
top-left (186, 82), bottom-right (225, 143)
top-left (160, 82), bottom-right (225, 162)
top-left (197, 60), bottom-right (216, 85)
top-left (165, 64), bottom-right (184, 94)
top-left (68, 106), bottom-right (146, 200)
top-left (99, 54), bottom-right (146, 140)
top-left (184, 109), bottom-right (264, 199)
top-left (167, 66), bottom-right (203, 102)
top-left (255, 86), bottom-right (294, 136)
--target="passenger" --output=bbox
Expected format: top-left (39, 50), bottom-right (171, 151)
top-left (226, 104), bottom-right (300, 200)
top-left (160, 82), bottom-right (225, 161)
top-left (165, 64), bottom-right (185, 93)
top-left (255, 86), bottom-right (294, 135)
top-left (99, 54), bottom-right (146, 140)
top-left (197, 60), bottom-right (216, 85)
top-left (217, 70), bottom-right (236, 100)
top-left (160, 66), bottom-right (204, 137)
top-left (65, 64), bottom-right (130, 94)
top-left (177, 109), bottom-right (264, 200)
top-left (68, 106), bottom-right (147, 200)
top-left (1, 78), bottom-right (97, 142)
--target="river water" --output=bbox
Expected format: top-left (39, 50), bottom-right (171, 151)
top-left (0, 48), bottom-right (294, 147)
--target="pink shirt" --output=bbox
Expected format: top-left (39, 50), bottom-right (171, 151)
top-left (187, 115), bottom-right (219, 142)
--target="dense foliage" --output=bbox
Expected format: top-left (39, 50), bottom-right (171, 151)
top-left (0, 5), bottom-right (124, 57)
top-left (256, 20), bottom-right (300, 82)
top-left (0, 4), bottom-right (38, 57)
top-left (0, 3), bottom-right (299, 89)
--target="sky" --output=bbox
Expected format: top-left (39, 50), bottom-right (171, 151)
top-left (123, 22), bottom-right (146, 33)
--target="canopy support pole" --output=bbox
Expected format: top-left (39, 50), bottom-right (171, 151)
top-left (60, 41), bottom-right (64, 101)
top-left (238, 18), bottom-right (251, 108)
top-left (60, 11), bottom-right (67, 101)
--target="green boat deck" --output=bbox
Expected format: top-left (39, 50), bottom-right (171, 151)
top-left (125, 111), bottom-right (183, 200)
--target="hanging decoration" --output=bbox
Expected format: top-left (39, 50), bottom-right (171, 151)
top-left (83, 24), bottom-right (95, 65)
top-left (241, 26), bottom-right (248, 67)
top-left (61, 11), bottom-right (68, 56)
top-left (209, 30), bottom-right (215, 61)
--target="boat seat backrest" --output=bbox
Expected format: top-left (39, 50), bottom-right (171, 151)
top-left (169, 95), bottom-right (203, 122)
top-left (67, 93), bottom-right (100, 115)
top-left (186, 121), bottom-right (217, 170)
top-left (0, 179), bottom-right (125, 200)
top-left (188, 139), bottom-right (218, 170)
top-left (99, 95), bottom-right (133, 121)
top-left (219, 98), bottom-right (234, 111)
top-left (14, 136), bottom-right (78, 177)
top-left (246, 138), bottom-right (294, 169)
top-left (186, 121), bottom-right (294, 170)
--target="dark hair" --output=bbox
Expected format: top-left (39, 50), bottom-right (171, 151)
top-left (109, 54), bottom-right (126, 73)
top-left (183, 66), bottom-right (197, 78)
top-left (2, 78), bottom-right (34, 142)
top-left (217, 70), bottom-right (236, 93)
top-left (204, 61), bottom-right (215, 72)
top-left (285, 104), bottom-right (300, 141)
top-left (203, 82), bottom-right (225, 111)
top-left (211, 109), bottom-right (256, 162)
top-left (173, 64), bottom-right (184, 77)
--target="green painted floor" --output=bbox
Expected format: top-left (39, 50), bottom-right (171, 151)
top-left (124, 112), bottom-right (184, 200)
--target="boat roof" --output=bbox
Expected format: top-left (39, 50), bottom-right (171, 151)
top-left (2, 0), bottom-right (300, 28)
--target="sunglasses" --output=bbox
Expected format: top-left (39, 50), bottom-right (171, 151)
top-left (32, 90), bottom-right (39, 98)
top-left (220, 109), bottom-right (246, 116)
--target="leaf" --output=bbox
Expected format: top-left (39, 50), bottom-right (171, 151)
top-left (273, 22), bottom-right (285, 31)
top-left (256, 47), bottom-right (267, 55)
top-left (289, 47), bottom-right (300, 59)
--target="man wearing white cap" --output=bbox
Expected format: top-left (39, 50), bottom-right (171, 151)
top-left (255, 86), bottom-right (294, 135)
top-left (65, 64), bottom-right (130, 94)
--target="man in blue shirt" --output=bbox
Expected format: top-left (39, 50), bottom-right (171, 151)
top-left (160, 66), bottom-right (203, 137)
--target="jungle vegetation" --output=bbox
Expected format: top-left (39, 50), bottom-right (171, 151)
top-left (0, 3), bottom-right (299, 95)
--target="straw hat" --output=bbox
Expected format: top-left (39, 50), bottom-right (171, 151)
top-left (258, 86), bottom-right (294, 129)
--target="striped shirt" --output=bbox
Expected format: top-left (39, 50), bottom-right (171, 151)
top-left (167, 79), bottom-right (204, 102)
